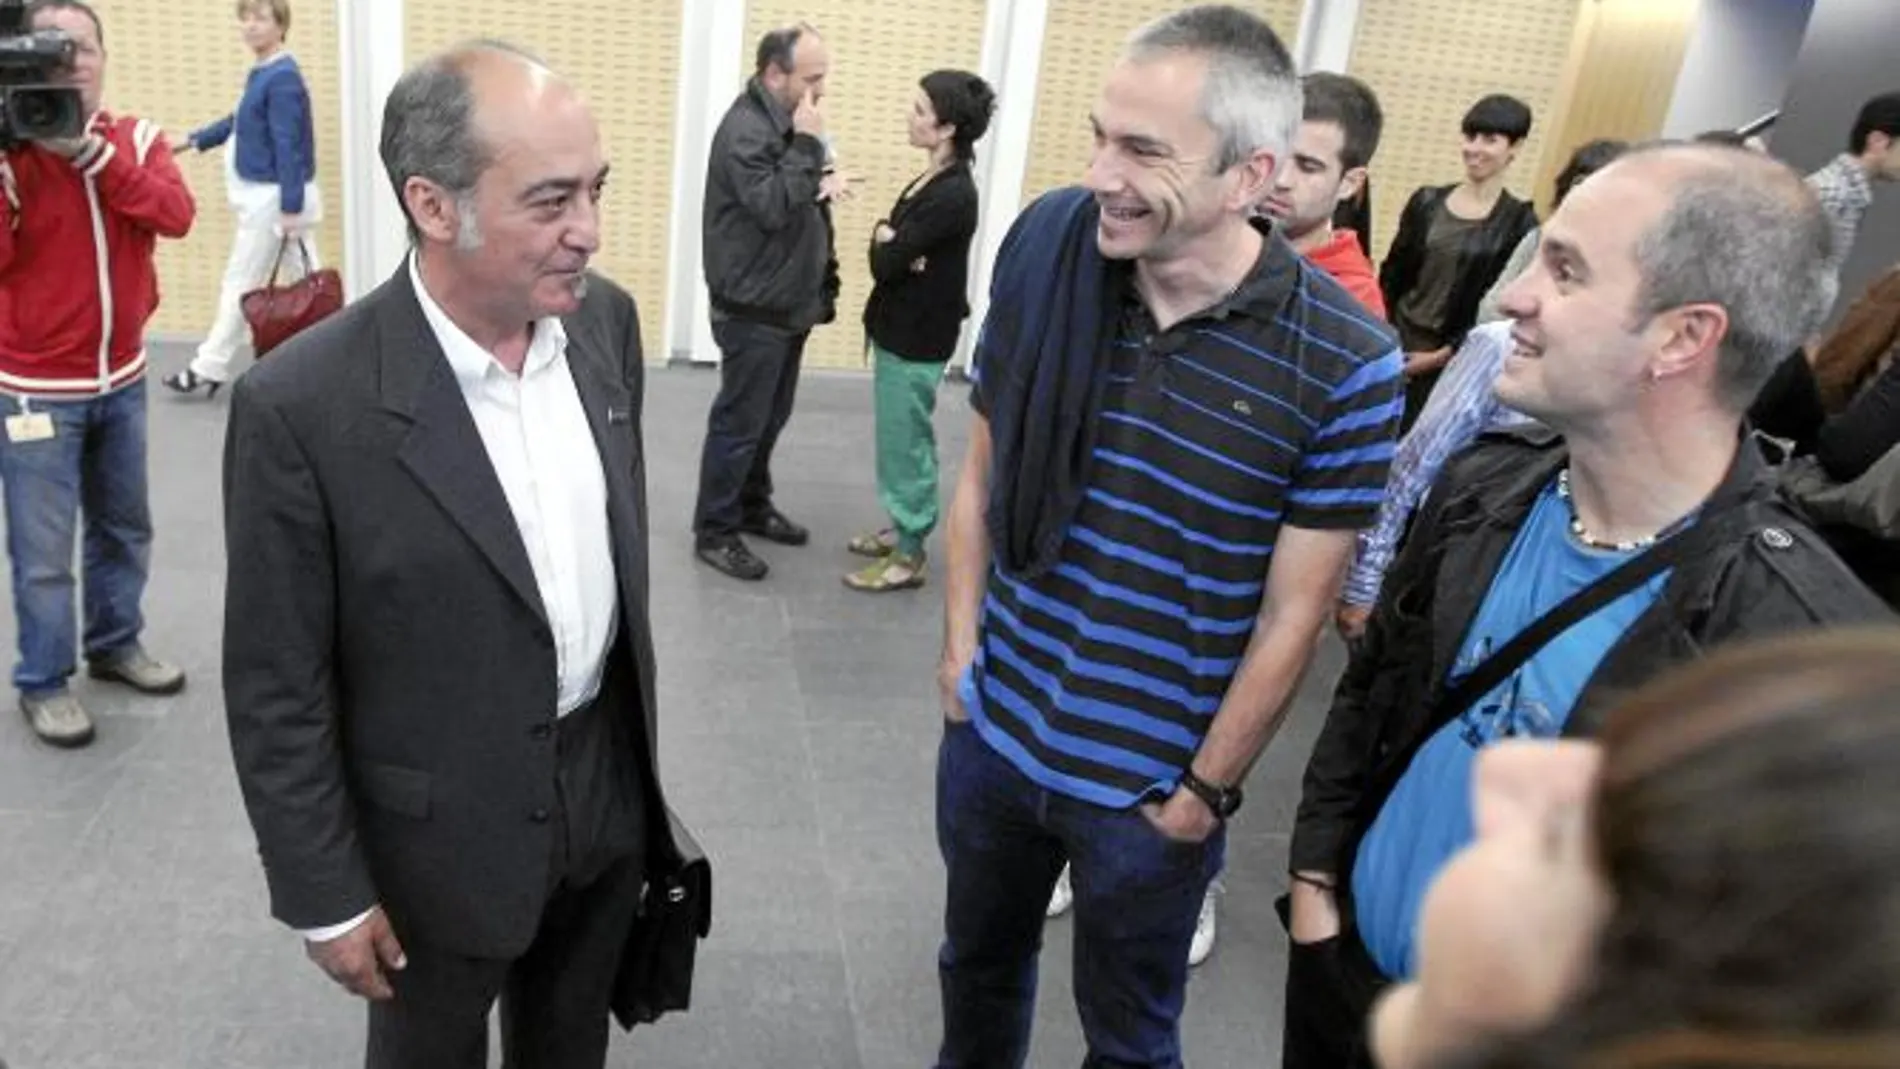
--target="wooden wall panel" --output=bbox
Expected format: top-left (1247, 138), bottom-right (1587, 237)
top-left (739, 1), bottom-right (989, 369)
top-left (1347, 0), bottom-right (1581, 261)
top-left (1536, 0), bottom-right (1697, 214)
top-left (89, 0), bottom-right (344, 340)
top-left (1021, 0), bottom-right (1306, 206)
top-left (405, 0), bottom-right (683, 362)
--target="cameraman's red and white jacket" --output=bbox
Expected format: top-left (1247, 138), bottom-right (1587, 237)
top-left (0, 111), bottom-right (195, 399)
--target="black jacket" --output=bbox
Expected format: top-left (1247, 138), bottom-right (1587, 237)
top-left (1379, 184), bottom-right (1537, 351)
top-left (862, 162), bottom-right (980, 362)
top-left (701, 79), bottom-right (838, 331)
top-left (223, 268), bottom-right (703, 963)
top-left (1818, 357), bottom-right (1900, 484)
top-left (1291, 429), bottom-right (1893, 886)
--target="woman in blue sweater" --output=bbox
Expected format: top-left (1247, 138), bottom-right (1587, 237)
top-left (164, 0), bottom-right (321, 397)
top-left (844, 69), bottom-right (995, 592)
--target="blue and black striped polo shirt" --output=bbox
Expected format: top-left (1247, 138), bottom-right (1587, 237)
top-left (966, 231), bottom-right (1403, 809)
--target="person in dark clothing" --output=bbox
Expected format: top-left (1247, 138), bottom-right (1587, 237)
top-left (1381, 94), bottom-right (1539, 432)
top-left (1745, 346), bottom-right (1828, 451)
top-left (1816, 355), bottom-right (1900, 482)
top-left (844, 69), bottom-right (995, 593)
top-left (1810, 357), bottom-right (1900, 608)
top-left (1282, 143), bottom-right (1891, 1069)
top-left (1333, 174), bottom-right (1372, 254)
top-left (692, 24), bottom-right (845, 581)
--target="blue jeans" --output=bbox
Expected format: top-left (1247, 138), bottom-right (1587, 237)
top-left (935, 719), bottom-right (1225, 1069)
top-left (0, 382), bottom-right (151, 697)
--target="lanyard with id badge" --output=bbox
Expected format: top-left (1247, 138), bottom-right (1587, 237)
top-left (6, 397), bottom-right (54, 443)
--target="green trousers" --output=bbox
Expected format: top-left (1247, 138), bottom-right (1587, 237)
top-left (871, 343), bottom-right (945, 557)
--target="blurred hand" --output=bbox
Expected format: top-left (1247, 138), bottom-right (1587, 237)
top-left (873, 222), bottom-right (896, 244)
top-left (1403, 347), bottom-right (1452, 377)
top-left (167, 132), bottom-right (193, 154)
top-left (1336, 602), bottom-right (1372, 642)
top-left (277, 213), bottom-right (309, 238)
top-left (937, 653), bottom-right (970, 724)
top-left (792, 89), bottom-right (825, 137)
top-left (305, 907), bottom-right (407, 1001)
top-left (818, 171), bottom-right (857, 204)
top-left (1141, 786), bottom-right (1219, 844)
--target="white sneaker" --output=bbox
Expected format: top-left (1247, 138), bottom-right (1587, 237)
top-left (1046, 863), bottom-right (1074, 918)
top-left (1187, 886), bottom-right (1218, 967)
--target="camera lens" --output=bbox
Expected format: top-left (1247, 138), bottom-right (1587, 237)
top-left (14, 93), bottom-right (53, 128)
top-left (8, 86), bottom-right (82, 140)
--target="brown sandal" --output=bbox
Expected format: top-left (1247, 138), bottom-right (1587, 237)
top-left (843, 553), bottom-right (927, 592)
top-left (847, 528), bottom-right (899, 558)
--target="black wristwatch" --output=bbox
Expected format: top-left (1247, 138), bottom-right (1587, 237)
top-left (1179, 768), bottom-right (1243, 820)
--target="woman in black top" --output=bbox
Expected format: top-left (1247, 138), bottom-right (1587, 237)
top-left (845, 69), bottom-right (995, 593)
top-left (1381, 95), bottom-right (1540, 431)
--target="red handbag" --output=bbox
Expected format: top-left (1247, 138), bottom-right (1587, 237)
top-left (240, 238), bottom-right (344, 358)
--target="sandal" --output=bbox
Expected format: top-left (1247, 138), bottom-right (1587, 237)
top-left (846, 528), bottom-right (898, 558)
top-left (843, 552), bottom-right (927, 593)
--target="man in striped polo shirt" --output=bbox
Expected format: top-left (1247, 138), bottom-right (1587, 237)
top-left (931, 7), bottom-right (1403, 1066)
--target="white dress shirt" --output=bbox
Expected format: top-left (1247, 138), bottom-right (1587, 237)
top-left (300, 258), bottom-right (619, 943)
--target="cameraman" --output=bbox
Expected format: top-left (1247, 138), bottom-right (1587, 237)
top-left (0, 0), bottom-right (195, 748)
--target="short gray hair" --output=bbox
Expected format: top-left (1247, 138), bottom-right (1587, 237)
top-left (379, 40), bottom-right (545, 243)
top-left (1625, 144), bottom-right (1837, 411)
top-left (1125, 4), bottom-right (1299, 172)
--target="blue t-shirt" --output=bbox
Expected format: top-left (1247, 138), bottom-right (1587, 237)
top-left (1352, 480), bottom-right (1670, 979)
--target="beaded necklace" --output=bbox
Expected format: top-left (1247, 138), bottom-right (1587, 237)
top-left (1556, 468), bottom-right (1660, 553)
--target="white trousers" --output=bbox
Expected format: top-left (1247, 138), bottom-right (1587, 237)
top-left (190, 219), bottom-right (321, 383)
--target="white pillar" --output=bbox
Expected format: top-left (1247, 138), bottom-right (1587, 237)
top-left (1295, 0), bottom-right (1363, 74)
top-left (336, 0), bottom-right (409, 300)
top-left (664, 0), bottom-right (750, 365)
top-left (955, 0), bottom-right (1050, 374)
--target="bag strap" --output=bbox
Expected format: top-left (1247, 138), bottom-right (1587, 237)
top-left (1429, 503), bottom-right (1754, 723)
top-left (265, 238), bottom-right (293, 287)
top-left (264, 237), bottom-right (317, 287)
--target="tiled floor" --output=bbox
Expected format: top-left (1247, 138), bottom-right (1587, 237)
top-left (0, 346), bottom-right (1347, 1068)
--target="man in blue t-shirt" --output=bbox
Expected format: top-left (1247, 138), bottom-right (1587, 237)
top-left (1282, 143), bottom-right (1894, 1069)
top-left (933, 8), bottom-right (1403, 1068)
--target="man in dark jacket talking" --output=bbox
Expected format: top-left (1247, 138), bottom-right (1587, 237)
top-left (692, 23), bottom-right (844, 581)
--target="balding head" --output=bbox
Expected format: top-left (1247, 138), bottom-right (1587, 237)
top-left (754, 23), bottom-right (829, 113)
top-left (382, 40), bottom-right (607, 337)
top-left (380, 40), bottom-right (573, 244)
top-left (1614, 142), bottom-right (1835, 410)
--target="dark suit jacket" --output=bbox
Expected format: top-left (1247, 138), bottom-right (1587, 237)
top-left (222, 265), bottom-right (700, 961)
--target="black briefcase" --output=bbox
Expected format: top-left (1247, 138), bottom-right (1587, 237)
top-left (611, 846), bottom-right (711, 1029)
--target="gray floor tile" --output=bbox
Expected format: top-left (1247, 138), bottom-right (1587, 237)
top-left (607, 950), bottom-right (862, 1069)
top-left (807, 722), bottom-right (940, 839)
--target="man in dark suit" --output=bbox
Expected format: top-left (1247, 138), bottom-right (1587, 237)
top-left (222, 40), bottom-right (700, 1068)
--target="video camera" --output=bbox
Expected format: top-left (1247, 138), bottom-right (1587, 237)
top-left (0, 0), bottom-right (84, 150)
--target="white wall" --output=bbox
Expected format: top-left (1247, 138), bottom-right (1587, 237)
top-left (1773, 0), bottom-right (1900, 323)
top-left (335, 0), bottom-right (410, 301)
top-left (1661, 0), bottom-right (1814, 138)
